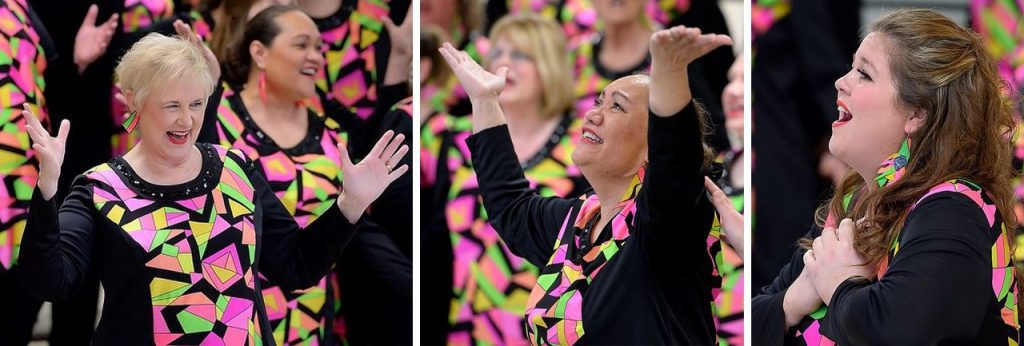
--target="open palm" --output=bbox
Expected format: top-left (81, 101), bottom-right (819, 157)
top-left (649, 26), bottom-right (732, 70)
top-left (74, 4), bottom-right (118, 73)
top-left (22, 104), bottom-right (69, 200)
top-left (337, 130), bottom-right (409, 222)
top-left (438, 42), bottom-right (507, 102)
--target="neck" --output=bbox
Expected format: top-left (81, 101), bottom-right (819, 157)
top-left (588, 171), bottom-right (635, 230)
top-left (126, 141), bottom-right (199, 184)
top-left (211, 6), bottom-right (224, 24)
top-left (603, 20), bottom-right (651, 49)
top-left (296, 0), bottom-right (342, 19)
top-left (502, 100), bottom-right (560, 162)
top-left (242, 76), bottom-right (304, 122)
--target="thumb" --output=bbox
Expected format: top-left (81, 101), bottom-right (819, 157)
top-left (496, 66), bottom-right (509, 80)
top-left (81, 4), bottom-right (98, 28)
top-left (337, 142), bottom-right (354, 172)
top-left (380, 15), bottom-right (397, 32)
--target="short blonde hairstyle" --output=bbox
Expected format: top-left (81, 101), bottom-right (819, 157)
top-left (487, 13), bottom-right (574, 118)
top-left (115, 33), bottom-right (215, 111)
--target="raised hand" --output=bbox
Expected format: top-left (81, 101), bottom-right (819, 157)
top-left (381, 6), bottom-right (412, 58)
top-left (74, 4), bottom-right (118, 74)
top-left (22, 104), bottom-right (69, 201)
top-left (336, 130), bottom-right (410, 223)
top-left (650, 26), bottom-right (732, 71)
top-left (648, 26), bottom-right (732, 117)
top-left (173, 19), bottom-right (220, 82)
top-left (438, 42), bottom-right (508, 102)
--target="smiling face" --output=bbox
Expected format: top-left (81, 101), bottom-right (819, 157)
top-left (131, 77), bottom-right (208, 161)
top-left (572, 75), bottom-right (650, 180)
top-left (486, 37), bottom-right (543, 109)
top-left (830, 32), bottom-right (912, 177)
top-left (722, 55), bottom-right (743, 147)
top-left (250, 10), bottom-right (323, 102)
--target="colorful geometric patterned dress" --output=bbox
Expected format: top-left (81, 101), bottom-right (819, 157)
top-left (205, 85), bottom-right (350, 345)
top-left (433, 111), bottom-right (588, 345)
top-left (313, 0), bottom-right (389, 120)
top-left (751, 146), bottom-right (1021, 344)
top-left (0, 0), bottom-right (49, 275)
top-left (466, 104), bottom-right (720, 345)
top-left (714, 148), bottom-right (743, 346)
top-left (19, 143), bottom-right (356, 345)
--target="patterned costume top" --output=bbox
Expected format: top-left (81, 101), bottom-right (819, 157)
top-left (206, 84), bottom-right (347, 345)
top-left (0, 0), bottom-right (49, 273)
top-left (751, 141), bottom-right (1021, 344)
top-left (313, 0), bottom-right (389, 120)
top-left (495, 0), bottom-right (691, 43)
top-left (121, 0), bottom-right (174, 33)
top-left (19, 143), bottom-right (355, 345)
top-left (467, 104), bottom-right (720, 344)
top-left (713, 148), bottom-right (743, 346)
top-left (437, 112), bottom-right (588, 345)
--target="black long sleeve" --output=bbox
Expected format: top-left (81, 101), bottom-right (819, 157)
top-left (639, 103), bottom-right (715, 264)
top-left (466, 125), bottom-right (578, 267)
top-left (18, 182), bottom-right (98, 301)
top-left (820, 193), bottom-right (1004, 344)
top-left (244, 153), bottom-right (357, 291)
top-left (750, 228), bottom-right (818, 346)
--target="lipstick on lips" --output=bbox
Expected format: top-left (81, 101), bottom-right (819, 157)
top-left (834, 100), bottom-right (853, 128)
top-left (167, 130), bottom-right (189, 145)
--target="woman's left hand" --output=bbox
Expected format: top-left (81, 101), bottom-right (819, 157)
top-left (804, 218), bottom-right (875, 305)
top-left (336, 130), bottom-right (409, 223)
top-left (173, 19), bottom-right (220, 82)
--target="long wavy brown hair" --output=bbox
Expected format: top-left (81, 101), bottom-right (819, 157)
top-left (815, 9), bottom-right (1017, 267)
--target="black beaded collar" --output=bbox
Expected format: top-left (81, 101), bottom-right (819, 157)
top-left (110, 143), bottom-right (223, 201)
top-left (520, 114), bottom-right (573, 170)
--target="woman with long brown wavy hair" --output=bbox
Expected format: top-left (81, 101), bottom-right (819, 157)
top-left (752, 9), bottom-right (1021, 344)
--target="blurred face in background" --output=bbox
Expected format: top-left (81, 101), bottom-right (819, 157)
top-left (722, 54), bottom-right (743, 149)
top-left (594, 0), bottom-right (646, 27)
top-left (486, 37), bottom-right (544, 110)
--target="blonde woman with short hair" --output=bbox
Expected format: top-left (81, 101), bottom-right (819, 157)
top-left (15, 32), bottom-right (408, 345)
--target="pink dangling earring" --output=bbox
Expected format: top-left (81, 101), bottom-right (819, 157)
top-left (258, 69), bottom-right (268, 105)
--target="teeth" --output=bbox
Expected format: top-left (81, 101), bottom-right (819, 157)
top-left (583, 131), bottom-right (603, 144)
top-left (301, 68), bottom-right (316, 76)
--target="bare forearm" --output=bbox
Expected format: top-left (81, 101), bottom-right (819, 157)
top-left (649, 64), bottom-right (691, 117)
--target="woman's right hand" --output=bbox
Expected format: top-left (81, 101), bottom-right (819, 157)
top-left (438, 42), bottom-right (508, 102)
top-left (22, 104), bottom-right (69, 201)
top-left (782, 266), bottom-right (822, 328)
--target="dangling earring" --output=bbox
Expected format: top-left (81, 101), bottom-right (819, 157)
top-left (875, 136), bottom-right (912, 187)
top-left (122, 111), bottom-right (139, 133)
top-left (258, 68), bottom-right (268, 105)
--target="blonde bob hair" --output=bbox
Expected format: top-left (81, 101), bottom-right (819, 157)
top-left (486, 13), bottom-right (574, 118)
top-left (115, 33), bottom-right (215, 112)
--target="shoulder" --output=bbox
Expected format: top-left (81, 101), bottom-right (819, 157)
top-left (903, 180), bottom-right (999, 243)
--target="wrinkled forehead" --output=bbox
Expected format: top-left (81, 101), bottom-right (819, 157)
top-left (605, 75), bottom-right (650, 104)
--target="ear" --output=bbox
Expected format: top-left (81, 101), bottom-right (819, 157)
top-left (249, 40), bottom-right (268, 69)
top-left (904, 107), bottom-right (927, 135)
top-left (125, 90), bottom-right (137, 112)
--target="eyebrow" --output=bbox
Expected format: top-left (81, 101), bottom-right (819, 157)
top-left (857, 55), bottom-right (875, 72)
top-left (612, 90), bottom-right (632, 105)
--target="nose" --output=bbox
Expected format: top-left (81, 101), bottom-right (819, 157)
top-left (835, 71), bottom-right (850, 95)
top-left (584, 105), bottom-right (604, 126)
top-left (308, 47), bottom-right (325, 65)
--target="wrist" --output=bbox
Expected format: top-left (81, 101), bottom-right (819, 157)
top-left (337, 191), bottom-right (368, 223)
